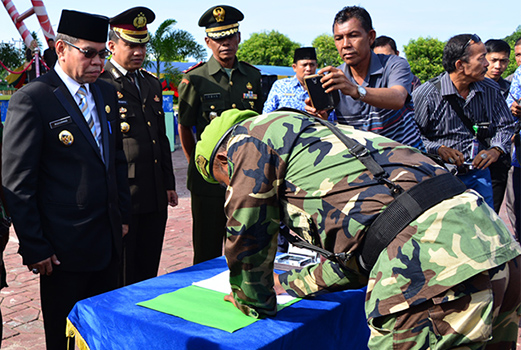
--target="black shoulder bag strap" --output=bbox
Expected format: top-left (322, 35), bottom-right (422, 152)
top-left (431, 78), bottom-right (489, 148)
top-left (274, 108), bottom-right (466, 275)
top-left (276, 107), bottom-right (404, 195)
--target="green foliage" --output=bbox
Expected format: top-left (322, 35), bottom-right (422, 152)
top-left (237, 30), bottom-right (300, 66)
top-left (146, 19), bottom-right (206, 77)
top-left (502, 25), bottom-right (521, 77)
top-left (312, 34), bottom-right (343, 68)
top-left (403, 37), bottom-right (445, 82)
top-left (0, 42), bottom-right (25, 80)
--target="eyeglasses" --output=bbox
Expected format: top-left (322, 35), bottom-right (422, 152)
top-left (461, 34), bottom-right (481, 56)
top-left (64, 41), bottom-right (111, 59)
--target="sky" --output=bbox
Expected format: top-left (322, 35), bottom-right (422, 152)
top-left (0, 0), bottom-right (519, 62)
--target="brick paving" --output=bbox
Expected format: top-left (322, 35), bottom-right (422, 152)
top-left (0, 148), bottom-right (193, 350)
top-left (0, 147), bottom-right (520, 349)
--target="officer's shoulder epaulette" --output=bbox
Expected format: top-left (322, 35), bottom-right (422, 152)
top-left (139, 67), bottom-right (156, 77)
top-left (240, 61), bottom-right (260, 71)
top-left (184, 61), bottom-right (205, 73)
top-left (139, 68), bottom-right (159, 80)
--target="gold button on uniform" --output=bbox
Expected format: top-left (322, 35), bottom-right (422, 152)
top-left (210, 105), bottom-right (215, 110)
top-left (232, 104), bottom-right (236, 108)
top-left (152, 140), bottom-right (156, 144)
top-left (229, 81), bottom-right (233, 86)
top-left (147, 121), bottom-right (151, 127)
top-left (121, 122), bottom-right (130, 133)
top-left (154, 159), bottom-right (158, 163)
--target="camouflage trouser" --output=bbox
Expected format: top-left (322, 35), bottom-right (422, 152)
top-left (368, 255), bottom-right (521, 350)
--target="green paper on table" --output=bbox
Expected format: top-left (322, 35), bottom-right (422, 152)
top-left (137, 284), bottom-right (300, 333)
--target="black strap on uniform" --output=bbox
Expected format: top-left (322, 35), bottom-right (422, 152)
top-left (276, 108), bottom-right (404, 196)
top-left (273, 107), bottom-right (467, 275)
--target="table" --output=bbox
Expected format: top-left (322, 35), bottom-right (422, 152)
top-left (67, 257), bottom-right (370, 350)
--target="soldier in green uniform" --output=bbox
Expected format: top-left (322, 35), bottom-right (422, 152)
top-left (100, 7), bottom-right (178, 286)
top-left (195, 109), bottom-right (521, 349)
top-left (178, 5), bottom-right (263, 264)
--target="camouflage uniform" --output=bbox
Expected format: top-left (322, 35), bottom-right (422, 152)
top-left (221, 111), bottom-right (521, 348)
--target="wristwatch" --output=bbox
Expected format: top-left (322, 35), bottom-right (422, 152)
top-left (491, 146), bottom-right (504, 155)
top-left (356, 85), bottom-right (367, 101)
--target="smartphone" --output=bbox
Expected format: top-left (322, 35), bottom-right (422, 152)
top-left (304, 74), bottom-right (339, 111)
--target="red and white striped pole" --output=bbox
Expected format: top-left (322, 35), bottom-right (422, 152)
top-left (1, 0), bottom-right (34, 47)
top-left (31, 0), bottom-right (55, 43)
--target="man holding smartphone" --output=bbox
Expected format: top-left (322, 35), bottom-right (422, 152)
top-left (306, 6), bottom-right (424, 151)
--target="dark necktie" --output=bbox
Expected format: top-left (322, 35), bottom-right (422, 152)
top-left (128, 72), bottom-right (141, 94)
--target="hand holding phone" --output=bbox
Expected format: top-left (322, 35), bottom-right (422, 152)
top-left (304, 74), bottom-right (339, 111)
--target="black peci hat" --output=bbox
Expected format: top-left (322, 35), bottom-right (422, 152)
top-left (110, 7), bottom-right (155, 44)
top-left (198, 5), bottom-right (244, 39)
top-left (294, 47), bottom-right (317, 63)
top-left (57, 10), bottom-right (109, 43)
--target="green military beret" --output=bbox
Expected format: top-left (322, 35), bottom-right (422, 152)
top-left (195, 109), bottom-right (259, 184)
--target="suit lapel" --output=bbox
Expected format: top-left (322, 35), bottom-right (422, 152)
top-left (91, 83), bottom-right (110, 169)
top-left (53, 81), bottom-right (102, 161)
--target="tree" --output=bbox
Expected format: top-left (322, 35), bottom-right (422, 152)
top-left (502, 26), bottom-right (521, 77)
top-left (147, 19), bottom-right (206, 77)
top-left (0, 43), bottom-right (24, 79)
top-left (312, 34), bottom-right (343, 68)
top-left (403, 37), bottom-right (445, 83)
top-left (237, 30), bottom-right (300, 66)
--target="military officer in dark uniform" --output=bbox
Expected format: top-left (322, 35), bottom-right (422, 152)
top-left (178, 5), bottom-right (263, 264)
top-left (100, 7), bottom-right (177, 286)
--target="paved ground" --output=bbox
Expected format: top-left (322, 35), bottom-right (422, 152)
top-left (0, 147), bottom-right (520, 349)
top-left (0, 148), bottom-right (193, 350)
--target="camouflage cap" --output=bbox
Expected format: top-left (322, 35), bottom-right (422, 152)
top-left (195, 109), bottom-right (259, 184)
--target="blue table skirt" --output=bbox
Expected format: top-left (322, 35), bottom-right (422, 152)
top-left (67, 257), bottom-right (370, 350)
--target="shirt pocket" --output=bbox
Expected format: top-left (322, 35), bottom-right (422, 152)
top-left (202, 99), bottom-right (226, 121)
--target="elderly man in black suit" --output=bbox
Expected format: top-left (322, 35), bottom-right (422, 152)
top-left (2, 10), bottom-right (130, 350)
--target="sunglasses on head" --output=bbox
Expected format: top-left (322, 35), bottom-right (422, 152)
top-left (461, 34), bottom-right (481, 55)
top-left (64, 40), bottom-right (111, 59)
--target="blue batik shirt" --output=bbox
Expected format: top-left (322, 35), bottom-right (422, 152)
top-left (263, 76), bottom-right (308, 114)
